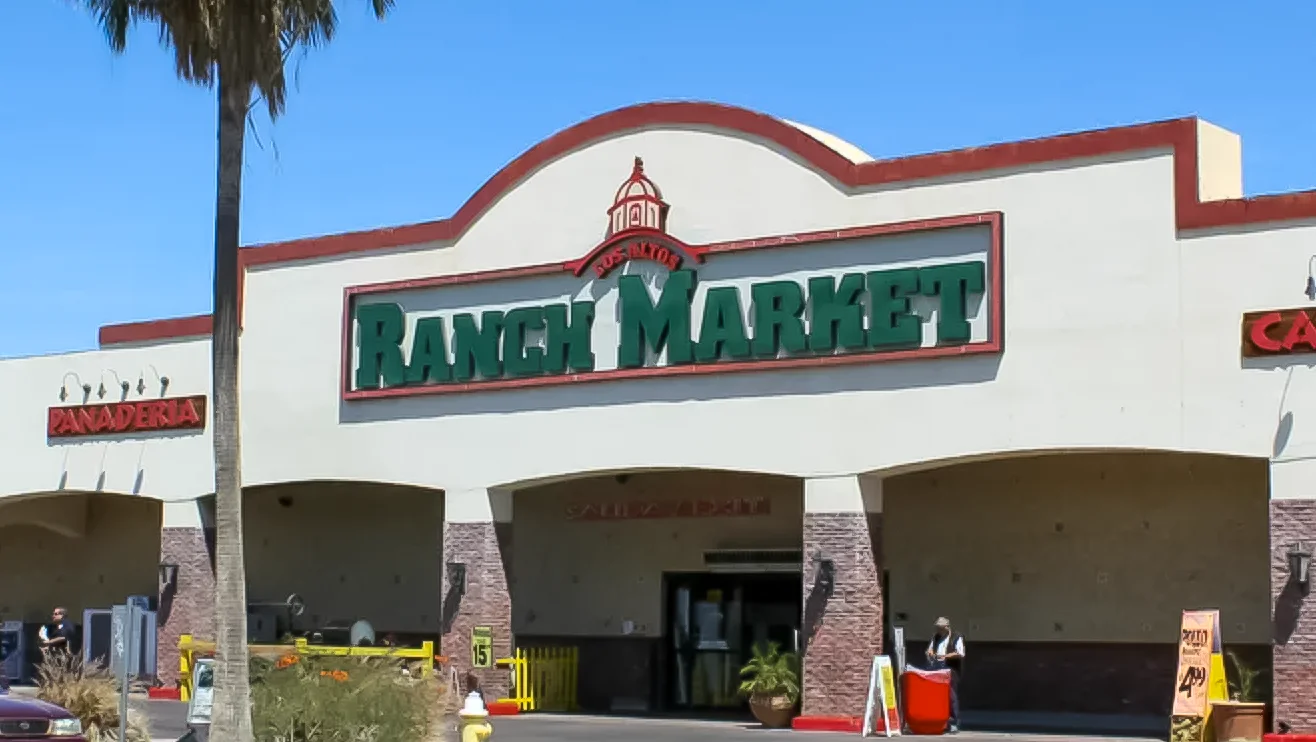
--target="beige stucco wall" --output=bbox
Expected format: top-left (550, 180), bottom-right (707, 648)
top-left (0, 494), bottom-right (160, 623)
top-left (513, 471), bottom-right (804, 637)
top-left (885, 452), bottom-right (1270, 644)
top-left (242, 482), bottom-right (443, 635)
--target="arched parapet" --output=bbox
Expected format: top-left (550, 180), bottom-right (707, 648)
top-left (440, 444), bottom-right (1266, 499)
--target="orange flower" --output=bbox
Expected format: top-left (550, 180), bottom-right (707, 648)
top-left (276, 655), bottom-right (299, 669)
top-left (319, 669), bottom-right (350, 682)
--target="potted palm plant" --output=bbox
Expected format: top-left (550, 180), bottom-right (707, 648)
top-left (1210, 650), bottom-right (1269, 742)
top-left (738, 641), bottom-right (800, 728)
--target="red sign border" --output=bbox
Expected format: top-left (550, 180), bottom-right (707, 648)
top-left (340, 211), bottom-right (1004, 400)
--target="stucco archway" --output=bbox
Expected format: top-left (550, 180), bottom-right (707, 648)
top-left (0, 491), bottom-right (162, 683)
top-left (510, 468), bottom-right (803, 713)
top-left (875, 450), bottom-right (1270, 725)
top-left (241, 480), bottom-right (444, 645)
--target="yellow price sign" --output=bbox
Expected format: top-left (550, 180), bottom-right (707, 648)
top-left (471, 627), bottom-right (493, 669)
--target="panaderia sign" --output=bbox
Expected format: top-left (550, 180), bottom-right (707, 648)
top-left (343, 158), bottom-right (1004, 399)
top-left (47, 395), bottom-right (207, 439)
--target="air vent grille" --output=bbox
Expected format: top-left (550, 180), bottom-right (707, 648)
top-left (703, 548), bottom-right (803, 573)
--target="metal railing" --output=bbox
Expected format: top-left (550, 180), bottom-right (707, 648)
top-left (495, 646), bottom-right (579, 712)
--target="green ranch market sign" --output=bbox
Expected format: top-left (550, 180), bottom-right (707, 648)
top-left (343, 159), bottom-right (1003, 399)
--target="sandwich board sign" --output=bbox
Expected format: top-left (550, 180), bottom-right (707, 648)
top-left (862, 655), bottom-right (901, 737)
top-left (1169, 610), bottom-right (1228, 742)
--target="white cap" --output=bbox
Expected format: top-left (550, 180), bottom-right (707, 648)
top-left (460, 692), bottom-right (489, 718)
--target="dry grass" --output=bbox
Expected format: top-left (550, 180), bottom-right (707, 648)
top-left (35, 653), bottom-right (151, 742)
top-left (251, 654), bottom-right (448, 741)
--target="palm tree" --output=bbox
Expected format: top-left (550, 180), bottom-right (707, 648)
top-left (82, 3), bottom-right (394, 740)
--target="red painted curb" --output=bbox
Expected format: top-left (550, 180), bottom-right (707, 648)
top-left (147, 687), bottom-right (181, 701)
top-left (1264, 736), bottom-right (1316, 741)
top-left (791, 716), bottom-right (863, 733)
top-left (486, 701), bottom-right (520, 716)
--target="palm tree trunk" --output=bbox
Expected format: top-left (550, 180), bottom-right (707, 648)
top-left (208, 66), bottom-right (255, 742)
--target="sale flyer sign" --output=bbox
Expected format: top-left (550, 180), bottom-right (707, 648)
top-left (1169, 610), bottom-right (1228, 742)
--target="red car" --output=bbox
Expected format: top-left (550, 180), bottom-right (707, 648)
top-left (0, 695), bottom-right (85, 740)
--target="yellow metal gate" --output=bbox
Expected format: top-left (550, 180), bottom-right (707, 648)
top-left (496, 646), bottom-right (579, 712)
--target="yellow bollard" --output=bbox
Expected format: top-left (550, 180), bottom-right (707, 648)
top-left (178, 634), bottom-right (194, 703)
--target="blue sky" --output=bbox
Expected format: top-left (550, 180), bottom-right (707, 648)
top-left (3, 0), bottom-right (1315, 358)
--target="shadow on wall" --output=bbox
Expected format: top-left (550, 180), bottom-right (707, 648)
top-left (339, 353), bottom-right (1003, 424)
top-left (1273, 582), bottom-right (1304, 645)
top-left (802, 559), bottom-right (831, 648)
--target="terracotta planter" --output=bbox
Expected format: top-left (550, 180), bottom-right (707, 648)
top-left (749, 693), bottom-right (795, 728)
top-left (1212, 701), bottom-right (1267, 742)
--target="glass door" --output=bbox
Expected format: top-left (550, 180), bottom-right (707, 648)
top-left (664, 573), bottom-right (801, 713)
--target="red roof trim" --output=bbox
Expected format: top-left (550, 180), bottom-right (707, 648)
top-left (97, 101), bottom-right (1316, 347)
top-left (98, 314), bottom-right (212, 347)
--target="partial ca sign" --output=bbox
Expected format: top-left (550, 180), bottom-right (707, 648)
top-left (1242, 307), bottom-right (1316, 358)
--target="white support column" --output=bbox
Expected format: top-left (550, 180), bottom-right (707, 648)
top-left (800, 474), bottom-right (884, 720)
top-left (1269, 459), bottom-right (1316, 730)
top-left (157, 497), bottom-right (214, 684)
top-left (803, 474), bottom-right (883, 516)
top-left (442, 487), bottom-right (514, 698)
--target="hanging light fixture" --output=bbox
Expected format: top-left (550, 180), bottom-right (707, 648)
top-left (1288, 542), bottom-right (1312, 592)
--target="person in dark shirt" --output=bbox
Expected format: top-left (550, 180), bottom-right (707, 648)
top-left (40, 607), bottom-right (75, 657)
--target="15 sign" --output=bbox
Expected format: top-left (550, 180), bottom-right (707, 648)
top-left (471, 627), bottom-right (493, 669)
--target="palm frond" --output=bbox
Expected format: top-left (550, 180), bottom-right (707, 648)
top-left (82, 0), bottom-right (393, 120)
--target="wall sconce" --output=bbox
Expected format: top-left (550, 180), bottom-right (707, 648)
top-left (138, 366), bottom-right (170, 396)
top-left (100, 371), bottom-right (130, 401)
top-left (1307, 256), bottom-right (1316, 300)
top-left (58, 372), bottom-right (89, 403)
top-left (1288, 542), bottom-right (1312, 592)
top-left (159, 563), bottom-right (179, 589)
top-left (446, 562), bottom-right (467, 597)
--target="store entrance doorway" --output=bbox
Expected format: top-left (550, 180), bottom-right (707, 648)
top-left (662, 572), bottom-right (802, 713)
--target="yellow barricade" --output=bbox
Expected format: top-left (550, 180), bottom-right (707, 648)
top-left (496, 646), bottom-right (579, 712)
top-left (176, 634), bottom-right (442, 702)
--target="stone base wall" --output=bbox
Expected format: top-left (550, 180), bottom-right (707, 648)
top-left (1273, 499), bottom-right (1316, 732)
top-left (156, 526), bottom-right (214, 685)
top-left (801, 512), bottom-right (883, 717)
top-left (922, 640), bottom-right (1268, 716)
top-left (441, 521), bottom-right (513, 700)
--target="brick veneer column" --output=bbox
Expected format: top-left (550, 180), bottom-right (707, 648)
top-left (1272, 497), bottom-right (1316, 731)
top-left (441, 488), bottom-right (513, 700)
top-left (800, 475), bottom-right (884, 719)
top-left (156, 500), bottom-right (215, 686)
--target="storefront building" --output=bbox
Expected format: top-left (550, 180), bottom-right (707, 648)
top-left (1, 102), bottom-right (1315, 731)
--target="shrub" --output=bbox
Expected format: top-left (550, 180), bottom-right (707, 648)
top-left (738, 641), bottom-right (801, 703)
top-left (250, 654), bottom-right (444, 742)
top-left (1225, 649), bottom-right (1271, 703)
top-left (35, 652), bottom-right (151, 742)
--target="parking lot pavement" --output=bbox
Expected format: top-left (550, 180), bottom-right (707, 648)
top-left (487, 715), bottom-right (1163, 741)
top-left (141, 703), bottom-right (1163, 742)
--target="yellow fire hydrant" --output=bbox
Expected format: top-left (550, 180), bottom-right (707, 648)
top-left (458, 692), bottom-right (493, 742)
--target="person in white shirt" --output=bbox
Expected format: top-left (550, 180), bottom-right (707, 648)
top-left (925, 616), bottom-right (965, 734)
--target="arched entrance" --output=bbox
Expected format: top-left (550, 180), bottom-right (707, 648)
top-left (880, 451), bottom-right (1270, 730)
top-left (0, 492), bottom-right (162, 683)
top-left (511, 469), bottom-right (803, 714)
top-left (241, 481), bottom-right (444, 646)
